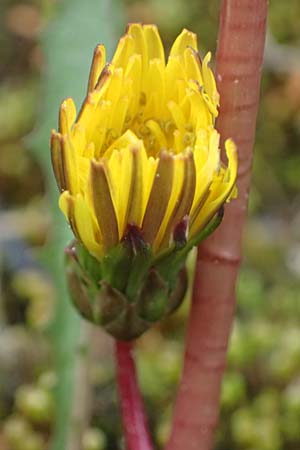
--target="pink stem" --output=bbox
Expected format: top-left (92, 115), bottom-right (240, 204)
top-left (115, 340), bottom-right (153, 450)
top-left (167, 2), bottom-right (267, 450)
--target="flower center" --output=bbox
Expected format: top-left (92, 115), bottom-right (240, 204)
top-left (102, 91), bottom-right (196, 158)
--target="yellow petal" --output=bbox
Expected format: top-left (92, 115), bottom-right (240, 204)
top-left (103, 129), bottom-right (140, 159)
top-left (91, 100), bottom-right (112, 157)
top-left (157, 150), bottom-right (196, 250)
top-left (105, 149), bottom-right (122, 233)
top-left (111, 96), bottom-right (129, 136)
top-left (78, 154), bottom-right (91, 193)
top-left (169, 28), bottom-right (198, 59)
top-left (59, 98), bottom-right (76, 135)
top-left (60, 134), bottom-right (79, 194)
top-left (58, 190), bottom-right (70, 219)
top-left (191, 129), bottom-right (220, 219)
top-left (168, 101), bottom-right (186, 133)
top-left (50, 130), bottom-right (66, 191)
top-left (153, 154), bottom-right (185, 251)
top-left (59, 190), bottom-right (80, 240)
top-left (102, 68), bottom-right (123, 106)
top-left (165, 56), bottom-right (186, 102)
top-left (87, 44), bottom-right (106, 93)
top-left (146, 120), bottom-right (167, 150)
top-left (190, 139), bottom-right (237, 237)
top-left (94, 65), bottom-right (112, 91)
top-left (202, 52), bottom-right (220, 109)
top-left (71, 123), bottom-right (86, 156)
top-left (127, 24), bottom-right (148, 70)
top-left (90, 160), bottom-right (119, 250)
top-left (72, 195), bottom-right (103, 257)
top-left (187, 85), bottom-right (212, 128)
top-left (144, 58), bottom-right (165, 115)
top-left (124, 54), bottom-right (142, 118)
top-left (127, 142), bottom-right (158, 227)
top-left (76, 93), bottom-right (98, 140)
top-left (183, 47), bottom-right (203, 85)
top-left (143, 24), bottom-right (165, 63)
top-left (112, 34), bottom-right (134, 69)
top-left (59, 191), bottom-right (102, 257)
top-left (142, 151), bottom-right (174, 245)
top-left (117, 147), bottom-right (134, 237)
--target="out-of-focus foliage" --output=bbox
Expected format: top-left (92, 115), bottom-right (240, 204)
top-left (0, 0), bottom-right (300, 449)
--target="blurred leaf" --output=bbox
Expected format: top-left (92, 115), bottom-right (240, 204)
top-left (30, 0), bottom-right (124, 449)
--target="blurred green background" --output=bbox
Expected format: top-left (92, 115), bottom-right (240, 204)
top-left (0, 1), bottom-right (300, 449)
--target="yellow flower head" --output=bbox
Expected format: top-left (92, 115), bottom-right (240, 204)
top-left (51, 24), bottom-right (237, 260)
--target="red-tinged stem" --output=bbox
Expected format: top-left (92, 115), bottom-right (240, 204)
top-left (167, 2), bottom-right (267, 450)
top-left (115, 340), bottom-right (153, 450)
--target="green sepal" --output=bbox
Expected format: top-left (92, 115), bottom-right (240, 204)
top-left (100, 244), bottom-right (132, 292)
top-left (64, 209), bottom-right (223, 340)
top-left (97, 282), bottom-right (126, 325)
top-left (121, 224), bottom-right (153, 302)
top-left (136, 269), bottom-right (169, 322)
top-left (125, 245), bottom-right (153, 302)
top-left (164, 267), bottom-right (188, 316)
top-left (65, 244), bottom-right (99, 323)
top-left (153, 209), bottom-right (224, 286)
top-left (75, 242), bottom-right (102, 281)
top-left (64, 241), bottom-right (187, 339)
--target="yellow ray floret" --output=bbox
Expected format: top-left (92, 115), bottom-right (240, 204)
top-left (51, 24), bottom-right (237, 260)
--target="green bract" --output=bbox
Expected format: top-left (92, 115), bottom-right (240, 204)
top-left (65, 210), bottom-right (223, 339)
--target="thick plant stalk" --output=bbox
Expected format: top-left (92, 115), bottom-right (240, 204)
top-left (115, 341), bottom-right (153, 450)
top-left (167, 1), bottom-right (267, 450)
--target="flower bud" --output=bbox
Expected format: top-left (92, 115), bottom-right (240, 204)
top-left (51, 24), bottom-right (237, 339)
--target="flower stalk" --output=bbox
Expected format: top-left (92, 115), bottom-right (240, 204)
top-left (167, 1), bottom-right (267, 450)
top-left (115, 341), bottom-right (153, 450)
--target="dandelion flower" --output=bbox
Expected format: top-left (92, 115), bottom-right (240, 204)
top-left (50, 24), bottom-right (237, 339)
